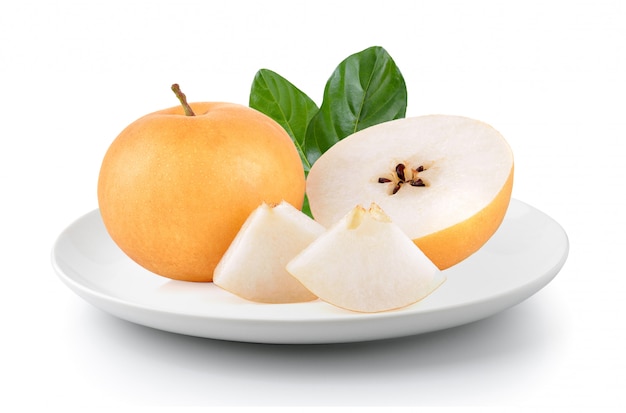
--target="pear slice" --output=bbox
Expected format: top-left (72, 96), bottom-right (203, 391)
top-left (286, 203), bottom-right (445, 313)
top-left (305, 115), bottom-right (514, 270)
top-left (213, 201), bottom-right (325, 303)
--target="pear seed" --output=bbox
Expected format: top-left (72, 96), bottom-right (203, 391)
top-left (395, 163), bottom-right (406, 181)
top-left (392, 182), bottom-right (403, 194)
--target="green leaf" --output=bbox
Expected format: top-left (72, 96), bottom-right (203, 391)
top-left (248, 47), bottom-right (408, 219)
top-left (249, 69), bottom-right (319, 172)
top-left (301, 193), bottom-right (312, 218)
top-left (304, 46), bottom-right (407, 165)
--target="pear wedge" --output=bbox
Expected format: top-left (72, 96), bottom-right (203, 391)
top-left (213, 201), bottom-right (325, 303)
top-left (286, 203), bottom-right (445, 313)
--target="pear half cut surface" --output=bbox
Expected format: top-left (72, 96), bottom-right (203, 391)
top-left (286, 203), bottom-right (445, 313)
top-left (213, 201), bottom-right (325, 303)
top-left (305, 115), bottom-right (514, 270)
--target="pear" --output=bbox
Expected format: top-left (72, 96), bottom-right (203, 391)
top-left (305, 115), bottom-right (514, 270)
top-left (213, 201), bottom-right (325, 303)
top-left (286, 203), bottom-right (445, 313)
top-left (98, 86), bottom-right (305, 282)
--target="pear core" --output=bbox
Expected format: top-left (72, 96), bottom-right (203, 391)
top-left (305, 115), bottom-right (514, 270)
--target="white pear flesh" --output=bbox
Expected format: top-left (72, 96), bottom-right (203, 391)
top-left (305, 115), bottom-right (514, 270)
top-left (213, 201), bottom-right (325, 303)
top-left (286, 203), bottom-right (445, 313)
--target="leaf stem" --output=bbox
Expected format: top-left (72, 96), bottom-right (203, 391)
top-left (171, 84), bottom-right (195, 116)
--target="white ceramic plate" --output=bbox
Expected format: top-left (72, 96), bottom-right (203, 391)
top-left (52, 199), bottom-right (568, 344)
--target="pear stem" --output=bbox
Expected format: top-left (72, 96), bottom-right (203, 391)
top-left (171, 84), bottom-right (195, 116)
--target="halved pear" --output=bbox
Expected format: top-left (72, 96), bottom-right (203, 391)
top-left (286, 203), bottom-right (445, 313)
top-left (305, 115), bottom-right (514, 270)
top-left (213, 201), bottom-right (325, 303)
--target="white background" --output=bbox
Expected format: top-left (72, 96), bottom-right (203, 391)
top-left (1, 0), bottom-right (624, 409)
